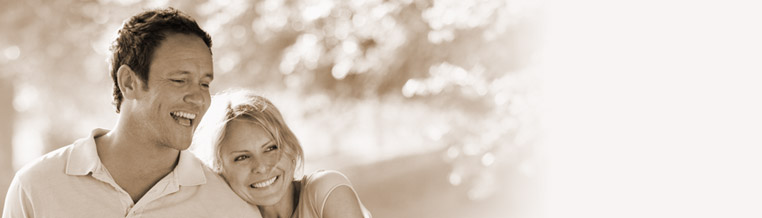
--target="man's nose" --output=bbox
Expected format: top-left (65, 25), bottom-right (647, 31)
top-left (183, 88), bottom-right (205, 106)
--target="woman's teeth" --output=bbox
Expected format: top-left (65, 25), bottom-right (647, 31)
top-left (250, 176), bottom-right (278, 188)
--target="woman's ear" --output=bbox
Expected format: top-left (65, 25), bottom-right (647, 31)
top-left (117, 65), bottom-right (142, 100)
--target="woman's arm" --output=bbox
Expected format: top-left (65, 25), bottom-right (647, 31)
top-left (321, 185), bottom-right (365, 218)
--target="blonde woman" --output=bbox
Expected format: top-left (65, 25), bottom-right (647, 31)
top-left (190, 89), bottom-right (371, 218)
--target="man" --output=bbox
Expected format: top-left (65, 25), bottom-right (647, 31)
top-left (3, 8), bottom-right (261, 217)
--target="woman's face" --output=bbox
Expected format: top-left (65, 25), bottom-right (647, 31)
top-left (219, 119), bottom-right (295, 206)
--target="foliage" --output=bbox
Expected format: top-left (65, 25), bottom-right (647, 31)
top-left (1, 0), bottom-right (542, 201)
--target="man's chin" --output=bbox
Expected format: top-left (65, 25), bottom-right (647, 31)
top-left (176, 142), bottom-right (192, 151)
top-left (165, 138), bottom-right (193, 151)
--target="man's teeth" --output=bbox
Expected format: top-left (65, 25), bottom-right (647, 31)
top-left (171, 112), bottom-right (196, 127)
top-left (250, 176), bottom-right (278, 188)
top-left (171, 112), bottom-right (196, 120)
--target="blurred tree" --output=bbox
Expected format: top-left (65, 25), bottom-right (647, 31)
top-left (2, 0), bottom-right (542, 211)
top-left (0, 77), bottom-right (13, 213)
top-left (203, 0), bottom-right (536, 101)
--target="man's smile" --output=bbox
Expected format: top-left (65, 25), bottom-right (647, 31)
top-left (170, 111), bottom-right (196, 127)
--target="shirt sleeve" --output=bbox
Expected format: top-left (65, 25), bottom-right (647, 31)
top-left (3, 174), bottom-right (34, 218)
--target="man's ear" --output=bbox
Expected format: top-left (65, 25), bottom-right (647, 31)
top-left (116, 65), bottom-right (143, 100)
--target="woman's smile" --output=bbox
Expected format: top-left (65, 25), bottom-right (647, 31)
top-left (250, 175), bottom-right (279, 188)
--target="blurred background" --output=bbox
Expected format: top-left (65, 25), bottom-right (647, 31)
top-left (0, 0), bottom-right (543, 217)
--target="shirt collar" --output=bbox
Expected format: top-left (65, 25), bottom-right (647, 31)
top-left (66, 128), bottom-right (109, 176)
top-left (66, 128), bottom-right (207, 187)
top-left (175, 150), bottom-right (207, 186)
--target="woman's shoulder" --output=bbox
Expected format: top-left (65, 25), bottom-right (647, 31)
top-left (304, 170), bottom-right (352, 188)
top-left (299, 170), bottom-right (368, 217)
top-left (300, 170), bottom-right (353, 204)
top-left (302, 170), bottom-right (354, 200)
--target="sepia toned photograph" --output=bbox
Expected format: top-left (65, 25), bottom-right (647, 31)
top-left (1, 0), bottom-right (541, 217)
top-left (2, 0), bottom-right (761, 217)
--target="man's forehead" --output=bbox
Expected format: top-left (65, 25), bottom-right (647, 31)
top-left (149, 35), bottom-right (214, 79)
top-left (152, 33), bottom-right (212, 58)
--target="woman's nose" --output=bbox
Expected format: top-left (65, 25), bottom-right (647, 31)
top-left (251, 162), bottom-right (268, 174)
top-left (250, 157), bottom-right (274, 174)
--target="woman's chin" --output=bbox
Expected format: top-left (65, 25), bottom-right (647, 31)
top-left (245, 192), bottom-right (281, 206)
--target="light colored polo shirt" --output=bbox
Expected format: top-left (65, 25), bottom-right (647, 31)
top-left (2, 128), bottom-right (262, 218)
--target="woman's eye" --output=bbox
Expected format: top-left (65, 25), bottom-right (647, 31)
top-left (265, 145), bottom-right (278, 152)
top-left (234, 155), bottom-right (249, 162)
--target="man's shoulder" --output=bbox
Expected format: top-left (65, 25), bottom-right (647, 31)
top-left (177, 158), bottom-right (262, 217)
top-left (196, 162), bottom-right (235, 190)
top-left (176, 152), bottom-right (236, 191)
top-left (13, 143), bottom-right (76, 184)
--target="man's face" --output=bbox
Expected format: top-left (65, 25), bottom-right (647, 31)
top-left (134, 33), bottom-right (213, 150)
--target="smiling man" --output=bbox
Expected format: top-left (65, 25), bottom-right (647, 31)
top-left (2, 8), bottom-right (261, 218)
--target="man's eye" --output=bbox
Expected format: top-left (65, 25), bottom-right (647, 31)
top-left (171, 79), bottom-right (185, 83)
top-left (265, 145), bottom-right (278, 152)
top-left (201, 83), bottom-right (210, 88)
top-left (234, 155), bottom-right (249, 162)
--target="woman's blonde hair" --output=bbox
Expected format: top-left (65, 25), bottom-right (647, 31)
top-left (190, 89), bottom-right (304, 176)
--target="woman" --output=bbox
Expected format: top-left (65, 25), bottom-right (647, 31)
top-left (190, 89), bottom-right (371, 218)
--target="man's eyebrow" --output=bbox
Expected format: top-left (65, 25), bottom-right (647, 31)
top-left (168, 71), bottom-right (190, 77)
top-left (168, 71), bottom-right (213, 80)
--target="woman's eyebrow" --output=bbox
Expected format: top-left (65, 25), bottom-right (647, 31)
top-left (227, 140), bottom-right (273, 154)
top-left (259, 140), bottom-right (273, 149)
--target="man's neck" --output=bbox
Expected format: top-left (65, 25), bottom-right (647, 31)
top-left (95, 120), bottom-right (181, 203)
top-left (96, 122), bottom-right (180, 171)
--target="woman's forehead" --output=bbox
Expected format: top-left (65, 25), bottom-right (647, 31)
top-left (220, 119), bottom-right (272, 149)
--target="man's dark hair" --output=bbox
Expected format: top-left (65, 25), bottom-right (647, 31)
top-left (109, 7), bottom-right (212, 113)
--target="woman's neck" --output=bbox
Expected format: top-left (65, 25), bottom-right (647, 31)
top-left (259, 181), bottom-right (301, 218)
